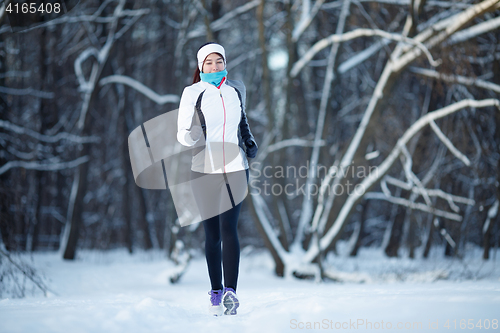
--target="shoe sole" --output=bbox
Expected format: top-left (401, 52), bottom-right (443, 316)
top-left (209, 305), bottom-right (224, 316)
top-left (223, 291), bottom-right (239, 315)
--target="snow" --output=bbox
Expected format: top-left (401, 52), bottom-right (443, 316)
top-left (1, 244), bottom-right (500, 333)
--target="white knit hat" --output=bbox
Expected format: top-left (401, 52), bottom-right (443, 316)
top-left (197, 43), bottom-right (226, 72)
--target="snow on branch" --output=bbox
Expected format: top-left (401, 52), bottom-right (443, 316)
top-left (293, 0), bottom-right (325, 42)
top-left (0, 86), bottom-right (54, 99)
top-left (303, 98), bottom-right (500, 263)
top-left (483, 199), bottom-right (499, 234)
top-left (447, 15), bottom-right (500, 45)
top-left (295, 0), bottom-right (352, 249)
top-left (383, 175), bottom-right (475, 213)
top-left (400, 146), bottom-right (432, 206)
top-left (12, 0), bottom-right (150, 33)
top-left (99, 75), bottom-right (180, 105)
top-left (338, 39), bottom-right (390, 74)
top-left (429, 120), bottom-right (471, 166)
top-left (290, 28), bottom-right (440, 77)
top-left (0, 1), bottom-right (11, 25)
top-left (257, 137), bottom-right (325, 160)
top-left (310, 161), bottom-right (340, 232)
top-left (0, 120), bottom-right (100, 144)
top-left (394, 0), bottom-right (500, 72)
top-left (383, 175), bottom-right (412, 191)
top-left (250, 193), bottom-right (288, 261)
top-left (186, 0), bottom-right (260, 39)
top-left (321, 0), bottom-right (472, 9)
top-left (364, 192), bottom-right (463, 221)
top-left (75, 0), bottom-right (126, 131)
top-left (424, 189), bottom-right (475, 211)
top-left (0, 156), bottom-right (90, 176)
top-left (74, 48), bottom-right (100, 92)
top-left (409, 67), bottom-right (500, 94)
top-left (434, 218), bottom-right (456, 248)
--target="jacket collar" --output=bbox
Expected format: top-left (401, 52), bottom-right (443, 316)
top-left (200, 77), bottom-right (227, 89)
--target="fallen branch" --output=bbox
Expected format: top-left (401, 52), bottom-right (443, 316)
top-left (0, 248), bottom-right (52, 297)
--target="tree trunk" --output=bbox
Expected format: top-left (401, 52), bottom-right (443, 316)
top-left (136, 187), bottom-right (153, 250)
top-left (62, 0), bottom-right (126, 259)
top-left (349, 200), bottom-right (369, 256)
top-left (63, 152), bottom-right (89, 259)
top-left (483, 201), bottom-right (499, 260)
top-left (486, 53), bottom-right (500, 260)
top-left (422, 215), bottom-right (434, 258)
top-left (122, 111), bottom-right (133, 254)
top-left (31, 170), bottom-right (42, 251)
top-left (407, 212), bottom-right (418, 258)
top-left (248, 196), bottom-right (285, 276)
top-left (257, 0), bottom-right (272, 132)
top-left (385, 204), bottom-right (406, 257)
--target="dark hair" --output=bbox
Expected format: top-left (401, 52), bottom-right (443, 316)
top-left (192, 67), bottom-right (201, 84)
top-left (191, 42), bottom-right (223, 84)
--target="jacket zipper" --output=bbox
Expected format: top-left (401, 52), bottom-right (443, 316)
top-left (220, 89), bottom-right (227, 174)
top-left (217, 79), bottom-right (236, 208)
top-left (217, 78), bottom-right (227, 174)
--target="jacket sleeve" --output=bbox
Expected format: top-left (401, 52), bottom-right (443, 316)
top-left (240, 109), bottom-right (255, 146)
top-left (177, 86), bottom-right (198, 146)
top-left (235, 82), bottom-right (256, 146)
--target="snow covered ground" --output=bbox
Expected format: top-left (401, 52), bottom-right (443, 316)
top-left (1, 244), bottom-right (500, 333)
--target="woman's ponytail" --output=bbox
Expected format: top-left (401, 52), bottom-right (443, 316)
top-left (192, 67), bottom-right (201, 84)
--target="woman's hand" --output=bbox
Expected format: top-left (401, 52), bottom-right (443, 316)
top-left (189, 125), bottom-right (203, 142)
top-left (245, 139), bottom-right (258, 158)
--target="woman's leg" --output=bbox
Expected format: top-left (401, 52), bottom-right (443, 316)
top-left (203, 215), bottom-right (224, 291)
top-left (220, 201), bottom-right (243, 291)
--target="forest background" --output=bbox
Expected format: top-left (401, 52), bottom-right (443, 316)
top-left (1, 0), bottom-right (500, 292)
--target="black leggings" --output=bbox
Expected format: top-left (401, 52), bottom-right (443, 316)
top-left (193, 169), bottom-right (248, 292)
top-left (203, 201), bottom-right (243, 291)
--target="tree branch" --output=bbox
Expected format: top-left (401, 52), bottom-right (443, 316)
top-left (304, 98), bottom-right (500, 263)
top-left (0, 248), bottom-right (52, 297)
top-left (0, 86), bottom-right (54, 99)
top-left (364, 192), bottom-right (463, 221)
top-left (0, 120), bottom-right (100, 144)
top-left (0, 156), bottom-right (90, 176)
top-left (292, 0), bottom-right (325, 42)
top-left (430, 119), bottom-right (471, 166)
top-left (99, 75), bottom-right (180, 105)
top-left (186, 0), bottom-right (261, 39)
top-left (291, 28), bottom-right (440, 77)
top-left (447, 14), bottom-right (500, 45)
top-left (409, 66), bottom-right (500, 94)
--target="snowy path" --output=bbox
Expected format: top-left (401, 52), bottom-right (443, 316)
top-left (1, 250), bottom-right (499, 333)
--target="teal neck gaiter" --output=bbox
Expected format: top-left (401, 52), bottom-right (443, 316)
top-left (200, 69), bottom-right (228, 87)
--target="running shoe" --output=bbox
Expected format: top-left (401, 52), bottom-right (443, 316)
top-left (223, 287), bottom-right (239, 315)
top-left (208, 289), bottom-right (224, 316)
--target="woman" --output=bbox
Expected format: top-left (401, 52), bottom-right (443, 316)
top-left (177, 42), bottom-right (257, 316)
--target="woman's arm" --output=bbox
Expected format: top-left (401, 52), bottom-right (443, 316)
top-left (234, 81), bottom-right (258, 158)
top-left (177, 87), bottom-right (199, 146)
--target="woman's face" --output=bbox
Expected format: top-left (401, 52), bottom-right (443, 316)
top-left (202, 53), bottom-right (224, 73)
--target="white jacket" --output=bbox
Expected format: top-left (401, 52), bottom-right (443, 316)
top-left (177, 78), bottom-right (249, 174)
